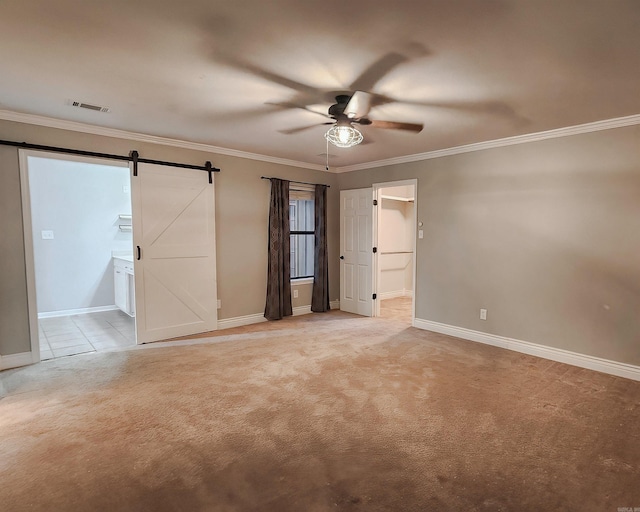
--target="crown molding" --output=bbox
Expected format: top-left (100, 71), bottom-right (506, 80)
top-left (0, 109), bottom-right (326, 171)
top-left (1, 109), bottom-right (638, 175)
top-left (333, 113), bottom-right (640, 173)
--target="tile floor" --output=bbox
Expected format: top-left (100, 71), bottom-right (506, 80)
top-left (38, 309), bottom-right (136, 360)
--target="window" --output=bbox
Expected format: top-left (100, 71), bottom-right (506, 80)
top-left (290, 188), bottom-right (314, 279)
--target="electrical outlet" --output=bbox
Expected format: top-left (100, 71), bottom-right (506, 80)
top-left (123, 185), bottom-right (130, 193)
top-left (418, 229), bottom-right (424, 239)
top-left (480, 309), bottom-right (487, 320)
top-left (217, 299), bottom-right (221, 309)
top-left (293, 289), bottom-right (299, 298)
top-left (41, 230), bottom-right (54, 240)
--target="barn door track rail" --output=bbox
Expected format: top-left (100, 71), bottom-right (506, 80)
top-left (0, 139), bottom-right (221, 183)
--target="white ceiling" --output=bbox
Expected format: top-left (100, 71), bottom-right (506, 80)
top-left (1, 0), bottom-right (639, 169)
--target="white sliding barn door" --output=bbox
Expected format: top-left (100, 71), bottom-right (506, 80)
top-left (340, 188), bottom-right (373, 316)
top-left (132, 163), bottom-right (218, 343)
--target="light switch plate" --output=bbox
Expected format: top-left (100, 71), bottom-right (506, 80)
top-left (41, 230), bottom-right (54, 240)
top-left (418, 230), bottom-right (424, 239)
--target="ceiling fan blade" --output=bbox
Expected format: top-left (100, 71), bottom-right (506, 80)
top-left (370, 120), bottom-right (424, 133)
top-left (349, 53), bottom-right (408, 92)
top-left (348, 43), bottom-right (430, 92)
top-left (217, 55), bottom-right (320, 96)
top-left (400, 99), bottom-right (530, 126)
top-left (343, 91), bottom-right (373, 119)
top-left (278, 122), bottom-right (333, 135)
top-left (266, 102), bottom-right (333, 119)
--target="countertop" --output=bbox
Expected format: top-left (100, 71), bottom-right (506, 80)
top-left (113, 254), bottom-right (134, 263)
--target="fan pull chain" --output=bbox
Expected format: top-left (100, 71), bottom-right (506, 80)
top-left (325, 136), bottom-right (329, 171)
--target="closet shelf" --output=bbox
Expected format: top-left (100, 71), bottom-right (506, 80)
top-left (118, 213), bottom-right (132, 232)
top-left (380, 194), bottom-right (414, 202)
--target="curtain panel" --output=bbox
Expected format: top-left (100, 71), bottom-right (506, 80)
top-left (311, 184), bottom-right (330, 312)
top-left (264, 178), bottom-right (293, 320)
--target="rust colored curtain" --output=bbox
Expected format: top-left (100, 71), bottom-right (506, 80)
top-left (264, 178), bottom-right (292, 320)
top-left (311, 184), bottom-right (330, 312)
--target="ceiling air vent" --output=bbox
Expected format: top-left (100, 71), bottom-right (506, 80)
top-left (67, 100), bottom-right (110, 113)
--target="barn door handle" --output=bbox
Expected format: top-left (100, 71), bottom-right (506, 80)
top-left (136, 246), bottom-right (141, 260)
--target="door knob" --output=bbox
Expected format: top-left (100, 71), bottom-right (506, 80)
top-left (340, 255), bottom-right (344, 260)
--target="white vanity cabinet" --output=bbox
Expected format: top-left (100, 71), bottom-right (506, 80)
top-left (114, 256), bottom-right (135, 317)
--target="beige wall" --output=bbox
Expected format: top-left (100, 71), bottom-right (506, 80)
top-left (0, 146), bottom-right (31, 355)
top-left (0, 119), bottom-right (339, 356)
top-left (2, 118), bottom-right (639, 367)
top-left (339, 125), bottom-right (640, 366)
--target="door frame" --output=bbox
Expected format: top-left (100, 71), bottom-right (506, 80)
top-left (18, 149), bottom-right (132, 363)
top-left (372, 179), bottom-right (418, 322)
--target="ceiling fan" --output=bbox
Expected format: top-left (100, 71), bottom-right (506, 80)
top-left (281, 91), bottom-right (424, 148)
top-left (211, 47), bottom-right (528, 145)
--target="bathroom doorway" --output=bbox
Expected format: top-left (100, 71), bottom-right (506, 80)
top-left (20, 151), bottom-right (136, 360)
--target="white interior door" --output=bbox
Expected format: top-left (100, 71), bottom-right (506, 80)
top-left (132, 163), bottom-right (218, 343)
top-left (340, 188), bottom-right (373, 316)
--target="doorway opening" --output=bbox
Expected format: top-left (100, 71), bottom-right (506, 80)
top-left (20, 151), bottom-right (136, 361)
top-left (373, 180), bottom-right (417, 324)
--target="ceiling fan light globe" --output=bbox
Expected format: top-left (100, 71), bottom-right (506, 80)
top-left (338, 126), bottom-right (351, 144)
top-left (325, 125), bottom-right (363, 148)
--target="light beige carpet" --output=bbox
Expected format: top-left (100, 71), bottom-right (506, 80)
top-left (1, 302), bottom-right (639, 511)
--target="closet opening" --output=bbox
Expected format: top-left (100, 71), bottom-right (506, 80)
top-left (373, 180), bottom-right (417, 324)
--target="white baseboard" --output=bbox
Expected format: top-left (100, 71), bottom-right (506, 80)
top-left (218, 300), bottom-right (341, 330)
top-left (413, 318), bottom-right (640, 382)
top-left (379, 289), bottom-right (413, 300)
top-left (293, 305), bottom-right (311, 316)
top-left (38, 305), bottom-right (119, 319)
top-left (378, 290), bottom-right (405, 300)
top-left (0, 351), bottom-right (36, 371)
top-left (216, 305), bottom-right (312, 330)
top-left (217, 312), bottom-right (266, 330)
